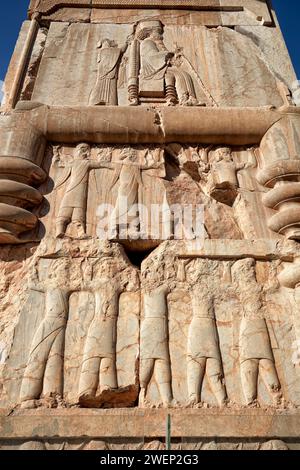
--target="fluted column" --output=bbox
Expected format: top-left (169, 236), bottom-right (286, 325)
top-left (257, 113), bottom-right (300, 240)
top-left (0, 115), bottom-right (47, 243)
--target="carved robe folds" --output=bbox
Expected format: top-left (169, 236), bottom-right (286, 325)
top-left (89, 42), bottom-right (124, 106)
top-left (2, 0), bottom-right (300, 451)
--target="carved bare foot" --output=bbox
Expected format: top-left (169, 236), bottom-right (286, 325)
top-left (187, 394), bottom-right (199, 407)
top-left (20, 399), bottom-right (37, 409)
top-left (272, 391), bottom-right (283, 407)
top-left (166, 97), bottom-right (176, 107)
top-left (186, 96), bottom-right (201, 106)
top-left (246, 399), bottom-right (260, 408)
top-left (162, 398), bottom-right (178, 408)
top-left (217, 397), bottom-right (228, 408)
top-left (129, 98), bottom-right (139, 106)
top-left (56, 228), bottom-right (65, 239)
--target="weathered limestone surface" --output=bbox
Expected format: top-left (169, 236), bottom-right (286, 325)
top-left (1, 0), bottom-right (300, 450)
top-left (31, 21), bottom-right (285, 107)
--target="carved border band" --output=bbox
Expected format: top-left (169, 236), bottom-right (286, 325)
top-left (28, 0), bottom-right (272, 26)
top-left (1, 409), bottom-right (300, 439)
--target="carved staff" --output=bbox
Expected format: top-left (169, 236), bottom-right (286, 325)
top-left (128, 39), bottom-right (140, 106)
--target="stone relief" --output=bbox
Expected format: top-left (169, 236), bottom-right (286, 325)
top-left (4, 239), bottom-right (298, 410)
top-left (50, 144), bottom-right (169, 243)
top-left (20, 257), bottom-right (74, 409)
top-left (54, 143), bottom-right (111, 239)
top-left (187, 284), bottom-right (227, 407)
top-left (1, 0), bottom-right (300, 450)
top-left (43, 142), bottom-right (265, 243)
top-left (139, 286), bottom-right (174, 408)
top-left (128, 20), bottom-right (210, 107)
top-left (29, 20), bottom-right (288, 108)
top-left (207, 146), bottom-right (255, 206)
top-left (78, 258), bottom-right (140, 407)
top-left (2, 240), bottom-right (140, 409)
top-left (0, 438), bottom-right (292, 451)
top-left (257, 115), bottom-right (300, 241)
top-left (232, 258), bottom-right (282, 407)
top-left (89, 36), bottom-right (132, 106)
top-left (102, 146), bottom-right (166, 240)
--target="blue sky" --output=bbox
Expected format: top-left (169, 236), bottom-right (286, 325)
top-left (0, 1), bottom-right (299, 80)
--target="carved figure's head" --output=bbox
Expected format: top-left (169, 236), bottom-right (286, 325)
top-left (135, 20), bottom-right (163, 41)
top-left (98, 38), bottom-right (117, 49)
top-left (75, 143), bottom-right (91, 160)
top-left (120, 147), bottom-right (138, 163)
top-left (213, 146), bottom-right (232, 163)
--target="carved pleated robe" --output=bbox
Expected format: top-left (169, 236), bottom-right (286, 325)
top-left (239, 317), bottom-right (274, 362)
top-left (89, 46), bottom-right (123, 106)
top-left (140, 38), bottom-right (169, 80)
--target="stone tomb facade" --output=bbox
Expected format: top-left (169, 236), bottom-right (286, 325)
top-left (1, 0), bottom-right (300, 450)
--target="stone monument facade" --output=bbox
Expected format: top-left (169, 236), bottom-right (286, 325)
top-left (0, 0), bottom-right (300, 450)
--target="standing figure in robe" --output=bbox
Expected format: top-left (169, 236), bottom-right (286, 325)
top-left (187, 288), bottom-right (227, 407)
top-left (232, 258), bottom-right (282, 406)
top-left (139, 285), bottom-right (175, 407)
top-left (106, 147), bottom-right (165, 238)
top-left (54, 143), bottom-right (110, 238)
top-left (19, 259), bottom-right (72, 408)
top-left (89, 37), bottom-right (131, 106)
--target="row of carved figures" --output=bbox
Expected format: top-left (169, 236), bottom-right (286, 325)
top-left (18, 257), bottom-right (284, 409)
top-left (51, 142), bottom-right (256, 240)
top-left (0, 140), bottom-right (253, 243)
top-left (2, 114), bottom-right (300, 245)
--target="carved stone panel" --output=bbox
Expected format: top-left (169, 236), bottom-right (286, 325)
top-left (31, 21), bottom-right (286, 108)
top-left (2, 240), bottom-right (140, 409)
top-left (138, 245), bottom-right (300, 408)
top-left (1, 0), bottom-right (300, 450)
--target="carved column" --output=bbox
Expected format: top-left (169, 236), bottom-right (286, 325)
top-left (0, 115), bottom-right (46, 243)
top-left (257, 113), bottom-right (300, 240)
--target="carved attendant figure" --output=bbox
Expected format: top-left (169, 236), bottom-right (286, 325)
top-left (89, 38), bottom-right (131, 106)
top-left (107, 147), bottom-right (165, 237)
top-left (210, 147), bottom-right (239, 188)
top-left (207, 146), bottom-right (239, 207)
top-left (207, 146), bottom-right (253, 205)
top-left (187, 287), bottom-right (227, 406)
top-left (79, 282), bottom-right (121, 405)
top-left (20, 259), bottom-right (72, 408)
top-left (78, 260), bottom-right (139, 406)
top-left (232, 258), bottom-right (282, 406)
top-left (55, 143), bottom-right (110, 238)
top-left (140, 285), bottom-right (175, 407)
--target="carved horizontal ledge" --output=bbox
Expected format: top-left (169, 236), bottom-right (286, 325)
top-left (30, 237), bottom-right (300, 261)
top-left (30, 0), bottom-right (242, 14)
top-left (12, 104), bottom-right (294, 145)
top-left (177, 239), bottom-right (300, 261)
top-left (28, 0), bottom-right (273, 25)
top-left (32, 238), bottom-right (300, 263)
top-left (28, 0), bottom-right (253, 15)
top-left (1, 408), bottom-right (300, 439)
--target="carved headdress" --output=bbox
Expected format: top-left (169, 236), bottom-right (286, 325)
top-left (135, 20), bottom-right (164, 41)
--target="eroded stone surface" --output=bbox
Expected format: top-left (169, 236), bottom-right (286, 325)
top-left (1, 0), bottom-right (300, 450)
